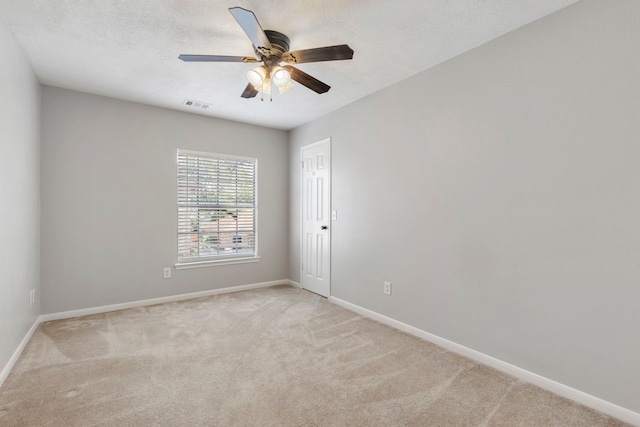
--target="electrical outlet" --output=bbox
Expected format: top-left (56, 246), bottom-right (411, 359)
top-left (384, 281), bottom-right (392, 296)
top-left (29, 289), bottom-right (35, 306)
top-left (163, 267), bottom-right (172, 279)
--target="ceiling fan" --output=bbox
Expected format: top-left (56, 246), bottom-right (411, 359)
top-left (179, 7), bottom-right (354, 99)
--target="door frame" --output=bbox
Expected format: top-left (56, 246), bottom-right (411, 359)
top-left (300, 137), bottom-right (331, 297)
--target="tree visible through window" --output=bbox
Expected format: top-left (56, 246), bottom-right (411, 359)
top-left (177, 150), bottom-right (257, 262)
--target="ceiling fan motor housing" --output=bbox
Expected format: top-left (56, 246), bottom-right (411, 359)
top-left (261, 30), bottom-right (290, 59)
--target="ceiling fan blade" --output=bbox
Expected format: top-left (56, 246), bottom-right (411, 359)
top-left (241, 83), bottom-right (259, 98)
top-left (282, 44), bottom-right (354, 64)
top-left (283, 65), bottom-right (330, 94)
top-left (179, 54), bottom-right (258, 63)
top-left (229, 7), bottom-right (272, 55)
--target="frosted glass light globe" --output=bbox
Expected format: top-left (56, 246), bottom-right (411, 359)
top-left (271, 66), bottom-right (291, 88)
top-left (247, 66), bottom-right (267, 88)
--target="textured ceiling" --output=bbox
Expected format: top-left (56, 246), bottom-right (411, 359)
top-left (0, 0), bottom-right (580, 130)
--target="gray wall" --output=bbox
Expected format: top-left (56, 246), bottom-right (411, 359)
top-left (41, 87), bottom-right (289, 314)
top-left (289, 0), bottom-right (640, 413)
top-left (0, 19), bottom-right (40, 370)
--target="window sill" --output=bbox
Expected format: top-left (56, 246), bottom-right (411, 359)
top-left (175, 256), bottom-right (261, 270)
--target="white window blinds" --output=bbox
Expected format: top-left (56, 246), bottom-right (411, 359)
top-left (177, 150), bottom-right (257, 262)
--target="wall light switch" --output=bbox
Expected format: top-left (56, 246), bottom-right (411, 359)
top-left (332, 210), bottom-right (337, 221)
top-left (163, 267), bottom-right (172, 279)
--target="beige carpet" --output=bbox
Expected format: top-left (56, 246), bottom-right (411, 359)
top-left (0, 285), bottom-right (630, 426)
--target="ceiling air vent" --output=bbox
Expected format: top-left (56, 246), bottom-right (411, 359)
top-left (183, 99), bottom-right (211, 109)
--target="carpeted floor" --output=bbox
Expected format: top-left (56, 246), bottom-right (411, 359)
top-left (0, 285), bottom-right (631, 426)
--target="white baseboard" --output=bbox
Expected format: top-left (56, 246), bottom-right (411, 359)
top-left (287, 279), bottom-right (302, 289)
top-left (40, 279), bottom-right (292, 322)
top-left (328, 296), bottom-right (640, 426)
top-left (0, 317), bottom-right (40, 389)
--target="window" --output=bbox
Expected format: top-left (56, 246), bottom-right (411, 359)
top-left (177, 149), bottom-right (257, 265)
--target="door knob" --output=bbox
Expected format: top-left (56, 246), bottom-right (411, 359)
top-left (321, 225), bottom-right (328, 230)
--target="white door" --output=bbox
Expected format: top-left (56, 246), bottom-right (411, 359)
top-left (301, 139), bottom-right (331, 297)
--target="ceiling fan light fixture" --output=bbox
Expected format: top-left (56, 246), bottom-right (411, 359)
top-left (262, 79), bottom-right (272, 95)
top-left (271, 66), bottom-right (291, 88)
top-left (278, 80), bottom-right (293, 94)
top-left (247, 66), bottom-right (267, 89)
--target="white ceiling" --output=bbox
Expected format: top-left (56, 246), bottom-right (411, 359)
top-left (0, 0), bottom-right (580, 130)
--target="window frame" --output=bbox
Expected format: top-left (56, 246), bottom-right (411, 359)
top-left (175, 149), bottom-right (259, 269)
